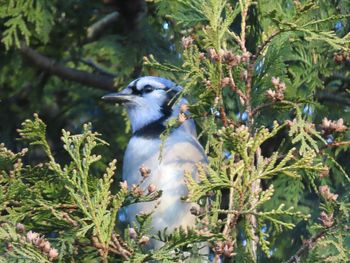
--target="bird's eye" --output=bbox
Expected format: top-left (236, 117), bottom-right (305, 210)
top-left (143, 85), bottom-right (154, 93)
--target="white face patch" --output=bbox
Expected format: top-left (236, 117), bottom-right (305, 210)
top-left (127, 91), bottom-right (167, 132)
top-left (120, 76), bottom-right (184, 133)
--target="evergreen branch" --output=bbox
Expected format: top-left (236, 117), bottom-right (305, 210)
top-left (283, 228), bottom-right (332, 263)
top-left (219, 106), bottom-right (228, 127)
top-left (0, 0), bottom-right (55, 49)
top-left (222, 168), bottom-right (236, 238)
top-left (17, 113), bottom-right (52, 158)
top-left (227, 30), bottom-right (242, 47)
top-left (0, 224), bottom-right (58, 262)
top-left (324, 154), bottom-right (350, 184)
top-left (301, 14), bottom-right (350, 28)
top-left (250, 102), bottom-right (276, 116)
top-left (276, 20), bottom-right (349, 50)
top-left (228, 69), bottom-right (247, 102)
top-left (151, 227), bottom-right (220, 261)
top-left (255, 30), bottom-right (282, 58)
top-left (87, 12), bottom-right (120, 41)
top-left (238, 0), bottom-right (251, 53)
top-left (247, 178), bottom-right (259, 258)
top-left (16, 115), bottom-right (131, 261)
top-left (110, 233), bottom-right (132, 260)
top-left (19, 43), bottom-right (115, 91)
top-left (144, 55), bottom-right (189, 73)
top-left (322, 141), bottom-right (350, 149)
top-left (78, 58), bottom-right (118, 78)
top-left (316, 91), bottom-right (350, 106)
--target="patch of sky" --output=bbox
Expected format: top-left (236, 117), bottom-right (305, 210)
top-left (118, 207), bottom-right (127, 222)
top-left (269, 248), bottom-right (277, 256)
top-left (163, 21), bottom-right (170, 30)
top-left (303, 104), bottom-right (314, 116)
top-left (224, 150), bottom-right (232, 159)
top-left (236, 112), bottom-right (248, 121)
top-left (211, 107), bottom-right (221, 117)
top-left (255, 59), bottom-right (264, 74)
top-left (335, 21), bottom-right (343, 31)
top-left (326, 134), bottom-right (334, 144)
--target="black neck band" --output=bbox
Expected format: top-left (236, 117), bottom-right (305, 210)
top-left (132, 119), bottom-right (167, 139)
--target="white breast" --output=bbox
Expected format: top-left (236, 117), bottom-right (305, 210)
top-left (121, 128), bottom-right (207, 239)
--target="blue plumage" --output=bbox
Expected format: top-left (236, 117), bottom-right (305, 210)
top-left (103, 77), bottom-right (207, 256)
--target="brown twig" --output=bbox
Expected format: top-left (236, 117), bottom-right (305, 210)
top-left (87, 12), bottom-right (120, 41)
top-left (79, 58), bottom-right (118, 78)
top-left (228, 70), bottom-right (247, 102)
top-left (55, 204), bottom-right (78, 210)
top-left (222, 186), bottom-right (235, 237)
top-left (20, 43), bottom-right (115, 91)
top-left (247, 148), bottom-right (262, 259)
top-left (110, 232), bottom-right (132, 260)
top-left (245, 63), bottom-right (254, 125)
top-left (326, 141), bottom-right (350, 148)
top-left (250, 102), bottom-right (276, 117)
top-left (41, 203), bottom-right (78, 227)
top-left (92, 236), bottom-right (108, 262)
top-left (315, 91), bottom-right (350, 106)
top-left (320, 141), bottom-right (350, 151)
top-left (62, 212), bottom-right (79, 227)
top-left (254, 30), bottom-right (282, 60)
top-left (238, 0), bottom-right (250, 53)
top-left (236, 2), bottom-right (259, 258)
top-left (283, 228), bottom-right (332, 263)
top-left (220, 106), bottom-right (228, 127)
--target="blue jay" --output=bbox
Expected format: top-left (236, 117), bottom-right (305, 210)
top-left (102, 76), bottom-right (207, 250)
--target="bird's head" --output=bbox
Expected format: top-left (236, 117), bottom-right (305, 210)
top-left (102, 76), bottom-right (185, 133)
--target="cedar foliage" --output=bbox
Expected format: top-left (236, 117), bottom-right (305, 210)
top-left (1, 0), bottom-right (350, 262)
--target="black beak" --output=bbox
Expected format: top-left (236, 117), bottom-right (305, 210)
top-left (101, 92), bottom-right (133, 103)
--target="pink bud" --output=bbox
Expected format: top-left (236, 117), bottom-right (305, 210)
top-left (131, 185), bottom-right (144, 196)
top-left (43, 241), bottom-right (51, 253)
top-left (139, 165), bottom-right (151, 178)
top-left (138, 235), bottom-right (150, 245)
top-left (208, 48), bottom-right (220, 61)
top-left (319, 185), bottom-right (338, 201)
top-left (119, 180), bottom-right (128, 191)
top-left (129, 228), bottom-right (137, 240)
top-left (271, 77), bottom-right (280, 86)
top-left (26, 231), bottom-right (39, 243)
top-left (7, 243), bottom-right (14, 252)
top-left (319, 211), bottom-right (334, 228)
top-left (221, 77), bottom-right (230, 87)
top-left (16, 223), bottom-right (25, 233)
top-left (278, 82), bottom-right (286, 91)
top-left (182, 36), bottom-right (193, 49)
top-left (147, 184), bottom-right (157, 194)
top-left (319, 167), bottom-right (329, 178)
top-left (48, 248), bottom-right (59, 260)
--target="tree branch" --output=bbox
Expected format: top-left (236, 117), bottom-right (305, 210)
top-left (20, 43), bottom-right (115, 91)
top-left (324, 72), bottom-right (350, 86)
top-left (283, 228), bottom-right (332, 263)
top-left (87, 12), bottom-right (120, 41)
top-left (79, 58), bottom-right (118, 78)
top-left (321, 141), bottom-right (350, 151)
top-left (255, 30), bottom-right (282, 59)
top-left (316, 91), bottom-right (350, 106)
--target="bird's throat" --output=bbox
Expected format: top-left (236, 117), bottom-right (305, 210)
top-left (132, 118), bottom-right (167, 139)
